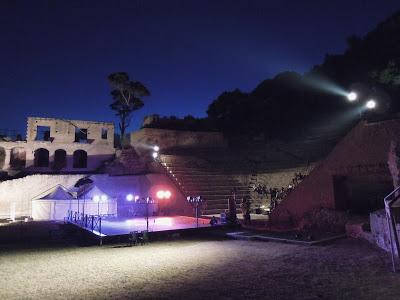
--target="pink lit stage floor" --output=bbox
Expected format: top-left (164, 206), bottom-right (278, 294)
top-left (98, 216), bottom-right (211, 236)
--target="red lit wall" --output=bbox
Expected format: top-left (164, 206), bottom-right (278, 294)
top-left (270, 118), bottom-right (400, 227)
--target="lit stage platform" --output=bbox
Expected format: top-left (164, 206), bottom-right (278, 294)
top-left (100, 216), bottom-right (211, 236)
top-left (67, 215), bottom-right (213, 237)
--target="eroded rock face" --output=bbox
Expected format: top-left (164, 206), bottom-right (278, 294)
top-left (298, 207), bottom-right (349, 233)
top-left (387, 139), bottom-right (400, 190)
top-left (104, 148), bottom-right (149, 175)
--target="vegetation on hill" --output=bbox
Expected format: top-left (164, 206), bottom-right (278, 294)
top-left (208, 11), bottom-right (400, 139)
top-left (142, 114), bottom-right (218, 132)
top-left (145, 12), bottom-right (400, 139)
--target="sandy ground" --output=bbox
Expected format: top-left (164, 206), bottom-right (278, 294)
top-left (0, 238), bottom-right (399, 300)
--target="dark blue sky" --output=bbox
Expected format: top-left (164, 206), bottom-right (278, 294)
top-left (1, 0), bottom-right (400, 136)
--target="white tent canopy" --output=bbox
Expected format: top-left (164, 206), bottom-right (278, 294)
top-left (37, 185), bottom-right (74, 200)
top-left (32, 184), bottom-right (117, 221)
top-left (79, 185), bottom-right (109, 200)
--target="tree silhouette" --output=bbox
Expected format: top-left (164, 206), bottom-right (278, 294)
top-left (108, 72), bottom-right (150, 147)
top-left (206, 11), bottom-right (400, 138)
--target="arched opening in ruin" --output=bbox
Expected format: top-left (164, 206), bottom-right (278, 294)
top-left (34, 148), bottom-right (49, 167)
top-left (54, 149), bottom-right (67, 170)
top-left (73, 150), bottom-right (87, 168)
top-left (10, 147), bottom-right (26, 168)
top-left (0, 147), bottom-right (5, 169)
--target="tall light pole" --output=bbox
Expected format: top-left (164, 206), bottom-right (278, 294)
top-left (186, 196), bottom-right (204, 228)
top-left (145, 196), bottom-right (153, 232)
top-left (93, 195), bottom-right (100, 216)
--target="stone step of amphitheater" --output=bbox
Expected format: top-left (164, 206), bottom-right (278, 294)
top-left (160, 152), bottom-right (250, 215)
top-left (158, 132), bottom-right (342, 215)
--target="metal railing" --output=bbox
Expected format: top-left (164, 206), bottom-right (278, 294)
top-left (66, 210), bottom-right (102, 236)
top-left (383, 186), bottom-right (400, 272)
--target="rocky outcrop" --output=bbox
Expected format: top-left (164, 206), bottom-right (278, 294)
top-left (388, 138), bottom-right (400, 191)
top-left (104, 148), bottom-right (149, 175)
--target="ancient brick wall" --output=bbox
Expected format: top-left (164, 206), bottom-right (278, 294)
top-left (0, 117), bottom-right (115, 173)
top-left (130, 128), bottom-right (227, 152)
top-left (27, 117), bottom-right (114, 145)
top-left (271, 118), bottom-right (400, 226)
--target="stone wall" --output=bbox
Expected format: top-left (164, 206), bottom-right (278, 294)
top-left (271, 119), bottom-right (400, 227)
top-left (0, 117), bottom-right (115, 174)
top-left (370, 209), bottom-right (395, 254)
top-left (27, 117), bottom-right (114, 145)
top-left (130, 128), bottom-right (227, 152)
top-left (0, 174), bottom-right (85, 218)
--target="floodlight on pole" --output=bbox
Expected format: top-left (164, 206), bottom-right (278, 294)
top-left (347, 91), bottom-right (358, 102)
top-left (186, 195), bottom-right (204, 227)
top-left (156, 190), bottom-right (165, 199)
top-left (164, 190), bottom-right (171, 199)
top-left (156, 190), bottom-right (172, 200)
top-left (366, 99), bottom-right (377, 109)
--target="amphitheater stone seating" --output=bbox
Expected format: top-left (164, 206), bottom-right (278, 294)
top-left (159, 152), bottom-right (250, 215)
top-left (157, 130), bottom-right (339, 215)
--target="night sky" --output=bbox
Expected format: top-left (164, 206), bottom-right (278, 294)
top-left (1, 0), bottom-right (400, 136)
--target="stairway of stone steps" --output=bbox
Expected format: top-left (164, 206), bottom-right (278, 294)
top-left (160, 154), bottom-right (250, 215)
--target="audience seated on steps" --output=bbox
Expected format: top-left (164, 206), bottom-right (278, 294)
top-left (240, 196), bottom-right (251, 225)
top-left (253, 172), bottom-right (308, 212)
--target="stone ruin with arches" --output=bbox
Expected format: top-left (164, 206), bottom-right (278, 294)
top-left (0, 117), bottom-right (115, 176)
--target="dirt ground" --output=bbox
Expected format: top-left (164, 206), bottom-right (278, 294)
top-left (0, 237), bottom-right (399, 300)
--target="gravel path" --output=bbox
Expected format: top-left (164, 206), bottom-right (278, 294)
top-left (0, 238), bottom-right (399, 299)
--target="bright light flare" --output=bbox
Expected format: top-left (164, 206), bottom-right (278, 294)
top-left (153, 145), bottom-right (160, 152)
top-left (101, 194), bottom-right (108, 201)
top-left (164, 190), bottom-right (171, 199)
top-left (156, 190), bottom-right (164, 199)
top-left (365, 99), bottom-right (377, 109)
top-left (93, 195), bottom-right (100, 202)
top-left (156, 190), bottom-right (172, 199)
top-left (126, 194), bottom-right (134, 201)
top-left (347, 91), bottom-right (358, 102)
top-left (152, 152), bottom-right (158, 158)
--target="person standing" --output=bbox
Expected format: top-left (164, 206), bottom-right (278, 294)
top-left (240, 196), bottom-right (251, 225)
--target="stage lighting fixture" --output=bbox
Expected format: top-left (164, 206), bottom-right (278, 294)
top-left (156, 190), bottom-right (165, 199)
top-left (347, 91), bottom-right (358, 102)
top-left (156, 190), bottom-right (171, 199)
top-left (93, 195), bottom-right (100, 202)
top-left (152, 152), bottom-right (158, 158)
top-left (366, 99), bottom-right (376, 109)
top-left (126, 194), bottom-right (134, 201)
top-left (153, 145), bottom-right (160, 152)
top-left (134, 195), bottom-right (140, 201)
top-left (101, 194), bottom-right (108, 201)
